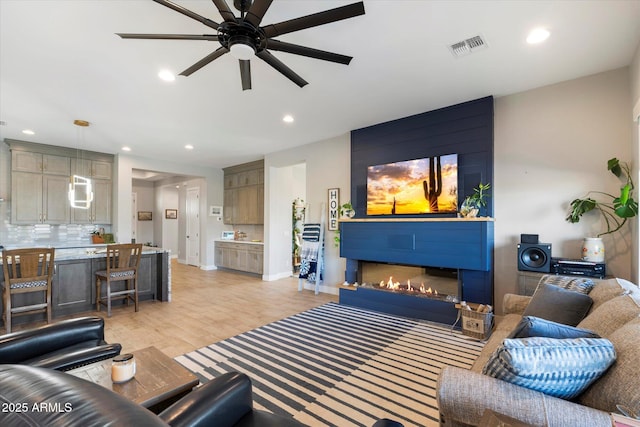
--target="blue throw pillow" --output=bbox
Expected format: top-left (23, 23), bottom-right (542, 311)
top-left (508, 316), bottom-right (600, 339)
top-left (482, 337), bottom-right (616, 399)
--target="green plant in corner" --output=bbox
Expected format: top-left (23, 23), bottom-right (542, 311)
top-left (566, 158), bottom-right (638, 237)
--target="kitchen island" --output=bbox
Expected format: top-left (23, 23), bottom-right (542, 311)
top-left (0, 246), bottom-right (170, 328)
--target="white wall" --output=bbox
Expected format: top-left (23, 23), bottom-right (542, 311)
top-left (132, 180), bottom-right (154, 244)
top-left (630, 41), bottom-right (640, 284)
top-left (264, 134), bottom-right (350, 292)
top-left (494, 67), bottom-right (633, 311)
top-left (159, 186), bottom-right (179, 256)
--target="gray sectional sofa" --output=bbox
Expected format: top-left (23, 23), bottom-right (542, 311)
top-left (437, 276), bottom-right (640, 426)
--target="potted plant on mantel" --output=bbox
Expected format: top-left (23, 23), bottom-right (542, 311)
top-left (333, 202), bottom-right (355, 248)
top-left (459, 183), bottom-right (491, 218)
top-left (566, 157), bottom-right (638, 261)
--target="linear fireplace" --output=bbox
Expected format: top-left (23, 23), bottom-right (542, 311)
top-left (339, 218), bottom-right (494, 324)
top-left (359, 262), bottom-right (460, 302)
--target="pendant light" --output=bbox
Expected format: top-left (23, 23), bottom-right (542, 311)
top-left (68, 119), bottom-right (94, 209)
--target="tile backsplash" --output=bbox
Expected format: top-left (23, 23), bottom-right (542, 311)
top-left (1, 200), bottom-right (107, 248)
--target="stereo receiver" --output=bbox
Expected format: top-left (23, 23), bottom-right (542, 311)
top-left (550, 257), bottom-right (606, 279)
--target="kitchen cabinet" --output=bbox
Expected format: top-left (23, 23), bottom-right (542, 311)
top-left (223, 160), bottom-right (264, 225)
top-left (72, 158), bottom-right (112, 180)
top-left (215, 241), bottom-right (263, 274)
top-left (246, 246), bottom-right (264, 274)
top-left (11, 171), bottom-right (71, 224)
top-left (70, 179), bottom-right (111, 224)
top-left (12, 151), bottom-right (70, 175)
top-left (8, 140), bottom-right (113, 225)
top-left (70, 158), bottom-right (112, 224)
top-left (53, 259), bottom-right (94, 316)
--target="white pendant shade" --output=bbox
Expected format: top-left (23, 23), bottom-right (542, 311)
top-left (69, 175), bottom-right (94, 209)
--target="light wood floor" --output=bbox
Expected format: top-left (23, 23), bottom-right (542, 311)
top-left (102, 260), bottom-right (337, 358)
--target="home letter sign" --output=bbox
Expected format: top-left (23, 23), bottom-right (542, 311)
top-left (328, 188), bottom-right (339, 231)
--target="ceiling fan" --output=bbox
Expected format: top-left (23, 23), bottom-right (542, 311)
top-left (117, 0), bottom-right (365, 90)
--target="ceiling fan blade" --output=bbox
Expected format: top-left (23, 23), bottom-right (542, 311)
top-left (117, 33), bottom-right (218, 41)
top-left (256, 50), bottom-right (308, 88)
top-left (244, 0), bottom-right (273, 28)
top-left (239, 60), bottom-right (252, 90)
top-left (262, 2), bottom-right (364, 38)
top-left (267, 39), bottom-right (352, 65)
top-left (179, 47), bottom-right (229, 76)
top-left (211, 0), bottom-right (236, 23)
top-left (153, 0), bottom-right (219, 30)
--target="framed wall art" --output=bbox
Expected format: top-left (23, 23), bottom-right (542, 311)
top-left (138, 211), bottom-right (152, 221)
top-left (165, 209), bottom-right (178, 219)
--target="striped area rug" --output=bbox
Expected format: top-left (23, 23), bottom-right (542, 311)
top-left (175, 302), bottom-right (484, 427)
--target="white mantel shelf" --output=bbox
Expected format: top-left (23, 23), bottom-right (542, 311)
top-left (340, 217), bottom-right (495, 223)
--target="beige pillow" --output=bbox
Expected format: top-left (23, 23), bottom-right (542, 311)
top-left (588, 279), bottom-right (627, 310)
top-left (577, 295), bottom-right (640, 337)
top-left (578, 317), bottom-right (640, 412)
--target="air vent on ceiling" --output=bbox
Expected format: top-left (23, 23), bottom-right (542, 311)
top-left (449, 35), bottom-right (487, 58)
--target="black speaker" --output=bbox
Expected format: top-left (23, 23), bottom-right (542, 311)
top-left (517, 243), bottom-right (552, 272)
top-left (520, 234), bottom-right (539, 244)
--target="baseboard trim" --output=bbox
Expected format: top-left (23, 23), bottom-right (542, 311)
top-left (263, 271), bottom-right (294, 281)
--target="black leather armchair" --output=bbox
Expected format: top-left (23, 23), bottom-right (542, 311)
top-left (0, 366), bottom-right (405, 427)
top-left (0, 366), bottom-right (303, 426)
top-left (0, 316), bottom-right (122, 371)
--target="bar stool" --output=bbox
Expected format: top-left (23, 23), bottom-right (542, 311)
top-left (95, 243), bottom-right (142, 318)
top-left (2, 248), bottom-right (55, 334)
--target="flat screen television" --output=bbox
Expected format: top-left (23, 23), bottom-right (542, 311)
top-left (367, 154), bottom-right (458, 215)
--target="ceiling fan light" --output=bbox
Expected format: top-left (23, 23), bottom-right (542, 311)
top-left (230, 43), bottom-right (255, 60)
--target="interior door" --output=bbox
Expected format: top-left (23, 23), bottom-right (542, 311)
top-left (186, 187), bottom-right (200, 266)
top-left (131, 192), bottom-right (137, 243)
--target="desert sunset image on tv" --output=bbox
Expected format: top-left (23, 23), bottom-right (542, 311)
top-left (367, 154), bottom-right (458, 215)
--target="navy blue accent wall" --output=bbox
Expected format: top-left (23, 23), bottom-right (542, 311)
top-left (340, 97), bottom-right (495, 319)
top-left (351, 96), bottom-right (494, 218)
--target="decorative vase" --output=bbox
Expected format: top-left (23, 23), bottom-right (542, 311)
top-left (582, 237), bottom-right (605, 262)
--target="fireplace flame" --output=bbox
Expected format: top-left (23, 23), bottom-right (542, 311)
top-left (378, 276), bottom-right (439, 296)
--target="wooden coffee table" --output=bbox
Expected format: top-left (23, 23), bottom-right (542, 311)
top-left (68, 346), bottom-right (199, 413)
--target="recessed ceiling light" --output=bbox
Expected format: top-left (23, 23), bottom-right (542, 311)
top-left (122, 146), bottom-right (131, 152)
top-left (185, 144), bottom-right (194, 150)
top-left (22, 129), bottom-right (35, 135)
top-left (283, 114), bottom-right (294, 123)
top-left (527, 27), bottom-right (550, 44)
top-left (158, 69), bottom-right (176, 82)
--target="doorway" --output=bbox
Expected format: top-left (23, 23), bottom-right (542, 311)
top-left (131, 192), bottom-right (137, 243)
top-left (186, 187), bottom-right (200, 266)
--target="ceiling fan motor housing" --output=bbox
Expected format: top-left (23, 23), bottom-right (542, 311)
top-left (218, 21), bottom-right (265, 56)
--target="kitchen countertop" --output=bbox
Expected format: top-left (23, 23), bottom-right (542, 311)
top-left (0, 245), bottom-right (168, 263)
top-left (215, 239), bottom-right (264, 245)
